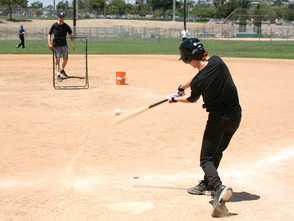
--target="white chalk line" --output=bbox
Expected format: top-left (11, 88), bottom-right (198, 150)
top-left (108, 201), bottom-right (156, 215)
top-left (1, 145), bottom-right (293, 215)
top-left (228, 145), bottom-right (294, 182)
top-left (1, 146), bottom-right (293, 191)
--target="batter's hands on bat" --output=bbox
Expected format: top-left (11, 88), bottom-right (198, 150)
top-left (167, 93), bottom-right (178, 103)
top-left (175, 85), bottom-right (185, 96)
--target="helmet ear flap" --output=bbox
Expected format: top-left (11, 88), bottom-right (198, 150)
top-left (183, 55), bottom-right (193, 64)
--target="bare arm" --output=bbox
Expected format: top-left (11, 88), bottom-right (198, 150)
top-left (47, 34), bottom-right (51, 43)
top-left (179, 77), bottom-right (193, 90)
top-left (69, 34), bottom-right (76, 50)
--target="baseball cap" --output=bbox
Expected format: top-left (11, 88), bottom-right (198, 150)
top-left (58, 12), bottom-right (65, 18)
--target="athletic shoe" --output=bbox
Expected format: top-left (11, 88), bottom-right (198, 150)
top-left (57, 75), bottom-right (62, 82)
top-left (60, 69), bottom-right (68, 78)
top-left (187, 180), bottom-right (214, 195)
top-left (16, 45), bottom-right (19, 48)
top-left (211, 185), bottom-right (232, 217)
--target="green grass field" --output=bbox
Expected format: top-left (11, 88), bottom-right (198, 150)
top-left (2, 39), bottom-right (294, 59)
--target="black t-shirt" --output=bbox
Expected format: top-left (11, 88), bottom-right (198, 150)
top-left (187, 56), bottom-right (241, 115)
top-left (49, 22), bottom-right (72, 46)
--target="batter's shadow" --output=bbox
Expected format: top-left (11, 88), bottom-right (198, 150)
top-left (208, 191), bottom-right (260, 205)
top-left (230, 191), bottom-right (261, 202)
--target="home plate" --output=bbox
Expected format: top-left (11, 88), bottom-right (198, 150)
top-left (108, 201), bottom-right (156, 215)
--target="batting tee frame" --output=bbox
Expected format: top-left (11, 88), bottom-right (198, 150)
top-left (53, 37), bottom-right (89, 90)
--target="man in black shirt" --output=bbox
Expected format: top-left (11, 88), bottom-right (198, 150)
top-left (48, 12), bottom-right (76, 82)
top-left (167, 38), bottom-right (242, 217)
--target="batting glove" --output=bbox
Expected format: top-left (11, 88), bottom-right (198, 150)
top-left (175, 85), bottom-right (185, 96)
top-left (167, 93), bottom-right (178, 103)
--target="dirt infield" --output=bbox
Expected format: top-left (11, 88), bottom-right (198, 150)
top-left (0, 54), bottom-right (293, 220)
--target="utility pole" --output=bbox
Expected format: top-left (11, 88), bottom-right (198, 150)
top-left (184, 0), bottom-right (186, 30)
top-left (73, 0), bottom-right (77, 36)
top-left (173, 0), bottom-right (175, 21)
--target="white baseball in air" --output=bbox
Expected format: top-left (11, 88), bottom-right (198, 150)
top-left (114, 108), bottom-right (121, 116)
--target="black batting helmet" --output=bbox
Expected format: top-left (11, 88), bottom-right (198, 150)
top-left (179, 38), bottom-right (205, 64)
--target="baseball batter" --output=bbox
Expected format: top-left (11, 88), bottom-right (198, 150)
top-left (47, 12), bottom-right (76, 82)
top-left (167, 38), bottom-right (242, 217)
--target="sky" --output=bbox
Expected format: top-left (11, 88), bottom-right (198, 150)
top-left (28, 0), bottom-right (64, 8)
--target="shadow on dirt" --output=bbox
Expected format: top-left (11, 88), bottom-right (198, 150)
top-left (229, 191), bottom-right (260, 202)
top-left (208, 192), bottom-right (260, 206)
top-left (6, 19), bottom-right (32, 22)
top-left (60, 76), bottom-right (85, 80)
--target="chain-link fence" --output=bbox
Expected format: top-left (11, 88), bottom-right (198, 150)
top-left (1, 24), bottom-right (294, 42)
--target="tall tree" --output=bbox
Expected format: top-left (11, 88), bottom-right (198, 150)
top-left (215, 0), bottom-right (238, 19)
top-left (283, 2), bottom-right (294, 21)
top-left (56, 0), bottom-right (70, 9)
top-left (150, 0), bottom-right (173, 18)
top-left (107, 0), bottom-right (126, 16)
top-left (88, 0), bottom-right (104, 9)
top-left (78, 0), bottom-right (86, 9)
top-left (135, 2), bottom-right (150, 17)
top-left (30, 1), bottom-right (43, 9)
top-left (0, 0), bottom-right (28, 20)
top-left (213, 0), bottom-right (226, 7)
top-left (253, 3), bottom-right (262, 34)
top-left (239, 0), bottom-right (250, 32)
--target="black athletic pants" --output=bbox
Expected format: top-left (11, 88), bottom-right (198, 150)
top-left (18, 34), bottom-right (25, 49)
top-left (200, 111), bottom-right (241, 190)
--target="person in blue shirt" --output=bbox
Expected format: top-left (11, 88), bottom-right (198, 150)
top-left (16, 25), bottom-right (25, 49)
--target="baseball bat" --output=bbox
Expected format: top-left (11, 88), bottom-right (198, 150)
top-left (114, 99), bottom-right (168, 124)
